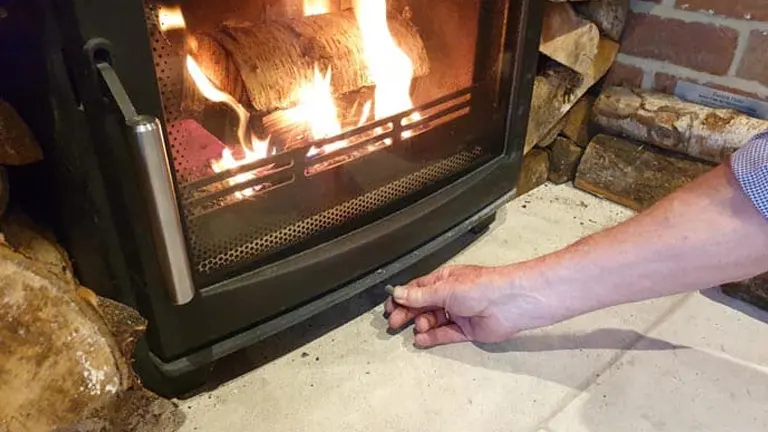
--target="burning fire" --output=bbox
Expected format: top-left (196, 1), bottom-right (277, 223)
top-left (186, 56), bottom-right (252, 152)
top-left (290, 0), bottom-right (420, 157)
top-left (157, 5), bottom-right (186, 32)
top-left (210, 136), bottom-right (272, 198)
top-left (303, 0), bottom-right (332, 16)
top-left (185, 0), bottom-right (423, 198)
top-left (354, 0), bottom-right (416, 120)
top-left (284, 65), bottom-right (342, 141)
top-left (187, 55), bottom-right (273, 196)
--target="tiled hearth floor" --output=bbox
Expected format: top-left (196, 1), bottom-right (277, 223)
top-left (177, 183), bottom-right (768, 432)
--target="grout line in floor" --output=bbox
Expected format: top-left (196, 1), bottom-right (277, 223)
top-left (530, 292), bottom-right (696, 431)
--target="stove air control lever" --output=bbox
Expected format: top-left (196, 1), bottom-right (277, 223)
top-left (95, 59), bottom-right (196, 306)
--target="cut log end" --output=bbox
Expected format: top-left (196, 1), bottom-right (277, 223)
top-left (0, 245), bottom-right (128, 431)
top-left (0, 218), bottom-right (168, 431)
top-left (548, 136), bottom-right (584, 184)
top-left (575, 134), bottom-right (713, 211)
top-left (526, 37), bottom-right (619, 155)
top-left (574, 0), bottom-right (630, 42)
top-left (518, 149), bottom-right (550, 197)
top-left (2, 211), bottom-right (77, 284)
top-left (561, 95), bottom-right (594, 147)
top-left (722, 274), bottom-right (768, 312)
top-left (540, 2), bottom-right (600, 75)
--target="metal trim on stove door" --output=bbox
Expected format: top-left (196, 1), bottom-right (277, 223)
top-left (127, 116), bottom-right (195, 305)
top-left (96, 58), bottom-right (195, 305)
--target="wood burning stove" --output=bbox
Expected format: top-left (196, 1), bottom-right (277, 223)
top-left (27, 0), bottom-right (541, 392)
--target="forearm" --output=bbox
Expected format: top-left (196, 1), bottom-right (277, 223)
top-left (515, 163), bottom-right (768, 319)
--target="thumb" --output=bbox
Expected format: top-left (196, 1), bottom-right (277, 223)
top-left (393, 282), bottom-right (454, 309)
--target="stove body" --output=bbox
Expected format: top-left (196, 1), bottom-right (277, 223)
top-left (28, 0), bottom-right (541, 390)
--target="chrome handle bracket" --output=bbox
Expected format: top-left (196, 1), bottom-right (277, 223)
top-left (96, 60), bottom-right (195, 305)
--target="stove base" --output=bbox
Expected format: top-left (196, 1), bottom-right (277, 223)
top-left (135, 188), bottom-right (515, 396)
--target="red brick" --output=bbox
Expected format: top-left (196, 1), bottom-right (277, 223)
top-left (621, 12), bottom-right (739, 75)
top-left (653, 73), bottom-right (680, 94)
top-left (678, 0), bottom-right (768, 22)
top-left (737, 30), bottom-right (768, 87)
top-left (604, 62), bottom-right (645, 88)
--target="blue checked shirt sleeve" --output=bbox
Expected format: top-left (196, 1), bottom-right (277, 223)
top-left (731, 131), bottom-right (768, 220)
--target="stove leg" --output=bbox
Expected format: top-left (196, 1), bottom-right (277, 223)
top-left (469, 212), bottom-right (497, 235)
top-left (132, 339), bottom-right (213, 399)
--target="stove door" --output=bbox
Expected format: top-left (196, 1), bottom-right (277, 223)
top-left (55, 0), bottom-right (541, 361)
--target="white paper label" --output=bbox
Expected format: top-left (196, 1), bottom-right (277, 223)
top-left (674, 81), bottom-right (768, 120)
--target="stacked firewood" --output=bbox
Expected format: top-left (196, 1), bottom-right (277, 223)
top-left (517, 2), bottom-right (768, 311)
top-left (0, 101), bottom-right (181, 431)
top-left (579, 87), bottom-right (768, 311)
top-left (524, 83), bottom-right (768, 311)
top-left (517, 0), bottom-right (628, 195)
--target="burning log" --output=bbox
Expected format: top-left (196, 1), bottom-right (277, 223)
top-left (186, 10), bottom-right (430, 113)
top-left (592, 87), bottom-right (768, 164)
top-left (526, 37), bottom-right (620, 154)
top-left (0, 99), bottom-right (43, 165)
top-left (182, 33), bottom-right (249, 115)
top-left (540, 2), bottom-right (600, 76)
top-left (575, 134), bottom-right (713, 211)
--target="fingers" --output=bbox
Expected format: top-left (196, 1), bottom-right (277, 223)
top-left (386, 297), bottom-right (439, 329)
top-left (414, 324), bottom-right (469, 348)
top-left (387, 306), bottom-right (420, 329)
top-left (392, 282), bottom-right (453, 309)
top-left (384, 297), bottom-right (396, 314)
top-left (414, 309), bottom-right (450, 333)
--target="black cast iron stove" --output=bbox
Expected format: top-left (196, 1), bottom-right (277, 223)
top-left (3, 0), bottom-right (542, 394)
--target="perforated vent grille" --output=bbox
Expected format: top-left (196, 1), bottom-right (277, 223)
top-left (191, 150), bottom-right (480, 275)
top-left (144, 2), bottom-right (200, 181)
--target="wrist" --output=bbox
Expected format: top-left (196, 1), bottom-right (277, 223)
top-left (499, 250), bottom-right (601, 325)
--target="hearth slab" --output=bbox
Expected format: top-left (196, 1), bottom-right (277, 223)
top-left (175, 183), bottom-right (735, 432)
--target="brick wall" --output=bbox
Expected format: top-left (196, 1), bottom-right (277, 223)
top-left (605, 0), bottom-right (768, 100)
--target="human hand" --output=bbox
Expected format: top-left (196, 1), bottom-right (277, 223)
top-left (385, 264), bottom-right (560, 348)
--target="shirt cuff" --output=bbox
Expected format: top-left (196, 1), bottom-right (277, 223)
top-left (731, 131), bottom-right (768, 220)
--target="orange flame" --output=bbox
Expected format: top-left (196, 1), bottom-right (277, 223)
top-left (187, 55), bottom-right (274, 196)
top-left (210, 135), bottom-right (272, 199)
top-left (188, 0), bottom-right (427, 198)
top-left (303, 0), bottom-right (332, 16)
top-left (278, 64), bottom-right (354, 157)
top-left (283, 65), bottom-right (342, 141)
top-left (158, 5), bottom-right (186, 32)
top-left (354, 0), bottom-right (416, 120)
top-left (186, 55), bottom-right (251, 151)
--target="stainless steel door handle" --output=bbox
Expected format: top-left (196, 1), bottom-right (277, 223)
top-left (97, 61), bottom-right (195, 305)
